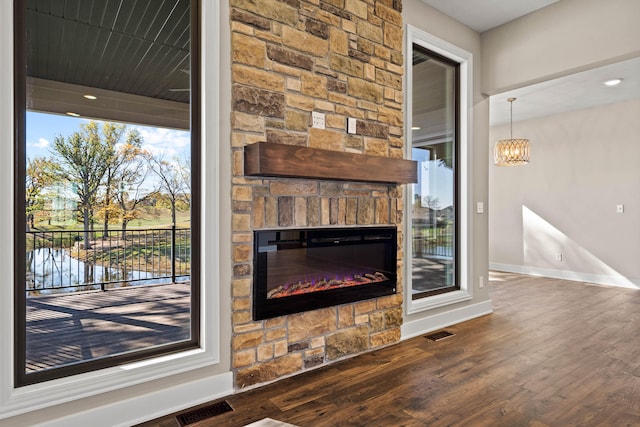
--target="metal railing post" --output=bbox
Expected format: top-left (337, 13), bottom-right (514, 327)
top-left (171, 225), bottom-right (176, 284)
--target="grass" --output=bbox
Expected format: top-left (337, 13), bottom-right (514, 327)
top-left (37, 207), bottom-right (191, 231)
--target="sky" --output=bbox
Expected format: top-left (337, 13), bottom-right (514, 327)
top-left (412, 147), bottom-right (454, 209)
top-left (26, 111), bottom-right (191, 161)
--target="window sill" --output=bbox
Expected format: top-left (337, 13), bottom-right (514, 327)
top-left (2, 347), bottom-right (223, 420)
top-left (406, 289), bottom-right (472, 315)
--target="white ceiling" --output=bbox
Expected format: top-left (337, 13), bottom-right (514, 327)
top-left (490, 57), bottom-right (640, 126)
top-left (419, 0), bottom-right (640, 126)
top-left (419, 0), bottom-right (560, 32)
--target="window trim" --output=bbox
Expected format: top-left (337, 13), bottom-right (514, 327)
top-left (0, 0), bottom-right (225, 418)
top-left (404, 25), bottom-right (473, 315)
top-left (409, 45), bottom-right (461, 301)
top-left (15, 0), bottom-right (201, 388)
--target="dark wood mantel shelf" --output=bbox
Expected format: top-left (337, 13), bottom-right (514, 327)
top-left (244, 142), bottom-right (418, 184)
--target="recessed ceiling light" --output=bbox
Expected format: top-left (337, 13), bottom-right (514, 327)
top-left (66, 112), bottom-right (80, 117)
top-left (83, 94), bottom-right (97, 100)
top-left (604, 78), bottom-right (623, 86)
top-left (411, 126), bottom-right (421, 130)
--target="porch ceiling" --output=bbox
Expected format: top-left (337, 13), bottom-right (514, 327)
top-left (24, 0), bottom-right (191, 129)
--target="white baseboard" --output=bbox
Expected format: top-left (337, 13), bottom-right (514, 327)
top-left (490, 263), bottom-right (640, 290)
top-left (401, 300), bottom-right (493, 340)
top-left (38, 372), bottom-right (234, 427)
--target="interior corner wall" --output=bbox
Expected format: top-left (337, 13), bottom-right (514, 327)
top-left (481, 0), bottom-right (640, 95)
top-left (489, 99), bottom-right (640, 289)
top-left (402, 0), bottom-right (492, 335)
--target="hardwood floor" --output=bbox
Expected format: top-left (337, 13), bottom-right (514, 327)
top-left (139, 272), bottom-right (640, 427)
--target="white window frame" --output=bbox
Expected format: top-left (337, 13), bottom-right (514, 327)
top-left (404, 25), bottom-right (473, 315)
top-left (0, 1), bottom-right (229, 420)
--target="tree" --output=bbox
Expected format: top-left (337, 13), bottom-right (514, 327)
top-left (50, 122), bottom-right (112, 249)
top-left (145, 153), bottom-right (189, 226)
top-left (114, 151), bottom-right (152, 238)
top-left (97, 123), bottom-right (143, 237)
top-left (176, 154), bottom-right (191, 208)
top-left (25, 157), bottom-right (55, 231)
top-left (423, 196), bottom-right (440, 228)
top-left (422, 195), bottom-right (440, 210)
top-left (145, 153), bottom-right (190, 283)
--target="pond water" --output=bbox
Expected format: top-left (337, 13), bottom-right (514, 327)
top-left (26, 248), bottom-right (189, 294)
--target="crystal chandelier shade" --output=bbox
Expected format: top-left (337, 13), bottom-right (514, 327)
top-left (494, 98), bottom-right (530, 166)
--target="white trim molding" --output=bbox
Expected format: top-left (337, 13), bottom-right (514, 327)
top-left (401, 300), bottom-right (493, 340)
top-left (404, 24), bottom-right (475, 315)
top-left (34, 372), bottom-right (233, 427)
top-left (490, 263), bottom-right (640, 290)
top-left (0, 0), bottom-right (16, 417)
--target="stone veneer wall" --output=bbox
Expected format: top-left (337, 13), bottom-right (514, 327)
top-left (230, 0), bottom-right (405, 389)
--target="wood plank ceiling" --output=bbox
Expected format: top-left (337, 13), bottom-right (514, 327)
top-left (27, 0), bottom-right (191, 103)
top-left (411, 45), bottom-right (449, 145)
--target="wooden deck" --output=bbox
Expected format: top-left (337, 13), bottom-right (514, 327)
top-left (140, 272), bottom-right (640, 427)
top-left (26, 283), bottom-right (191, 372)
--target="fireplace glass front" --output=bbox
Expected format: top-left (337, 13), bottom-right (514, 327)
top-left (253, 226), bottom-right (397, 320)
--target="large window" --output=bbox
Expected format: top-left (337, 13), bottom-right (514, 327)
top-left (14, 0), bottom-right (200, 386)
top-left (409, 43), bottom-right (459, 300)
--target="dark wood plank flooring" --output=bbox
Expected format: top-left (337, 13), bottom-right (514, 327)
top-left (139, 272), bottom-right (640, 427)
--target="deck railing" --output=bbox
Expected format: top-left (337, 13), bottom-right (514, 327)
top-left (412, 225), bottom-right (453, 258)
top-left (26, 227), bottom-right (190, 293)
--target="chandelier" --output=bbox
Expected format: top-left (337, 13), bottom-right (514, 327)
top-left (494, 97), bottom-right (530, 166)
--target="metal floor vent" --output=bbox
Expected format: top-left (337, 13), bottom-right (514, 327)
top-left (176, 400), bottom-right (234, 426)
top-left (425, 330), bottom-right (454, 341)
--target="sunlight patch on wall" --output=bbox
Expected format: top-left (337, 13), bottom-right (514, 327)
top-left (522, 205), bottom-right (637, 289)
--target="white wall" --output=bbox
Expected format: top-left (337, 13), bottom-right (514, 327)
top-left (482, 0), bottom-right (640, 94)
top-left (0, 2), bottom-right (234, 426)
top-left (489, 99), bottom-right (640, 289)
top-left (402, 0), bottom-right (492, 338)
top-left (483, 0), bottom-right (640, 289)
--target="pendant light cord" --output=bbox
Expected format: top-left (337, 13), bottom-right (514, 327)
top-left (508, 97), bottom-right (516, 140)
top-left (510, 99), bottom-right (513, 139)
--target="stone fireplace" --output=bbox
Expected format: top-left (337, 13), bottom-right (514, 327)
top-left (230, 0), bottom-right (406, 389)
top-left (253, 226), bottom-right (398, 320)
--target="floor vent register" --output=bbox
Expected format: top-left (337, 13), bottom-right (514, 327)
top-left (176, 400), bottom-right (234, 426)
top-left (425, 330), bottom-right (455, 341)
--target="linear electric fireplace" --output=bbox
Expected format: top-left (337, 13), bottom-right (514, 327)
top-left (253, 226), bottom-right (397, 320)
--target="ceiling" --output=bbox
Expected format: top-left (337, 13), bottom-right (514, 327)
top-left (490, 57), bottom-right (640, 126)
top-left (419, 0), bottom-right (560, 32)
top-left (26, 0), bottom-right (191, 103)
top-left (27, 0), bottom-right (639, 132)
top-left (411, 49), bottom-right (450, 144)
top-left (419, 0), bottom-right (640, 126)
top-left (24, 0), bottom-right (192, 129)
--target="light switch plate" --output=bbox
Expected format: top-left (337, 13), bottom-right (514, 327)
top-left (347, 117), bottom-right (357, 134)
top-left (617, 204), bottom-right (624, 213)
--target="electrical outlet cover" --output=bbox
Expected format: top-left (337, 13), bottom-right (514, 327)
top-left (312, 111), bottom-right (325, 129)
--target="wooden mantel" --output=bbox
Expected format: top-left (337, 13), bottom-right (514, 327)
top-left (244, 142), bottom-right (417, 184)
